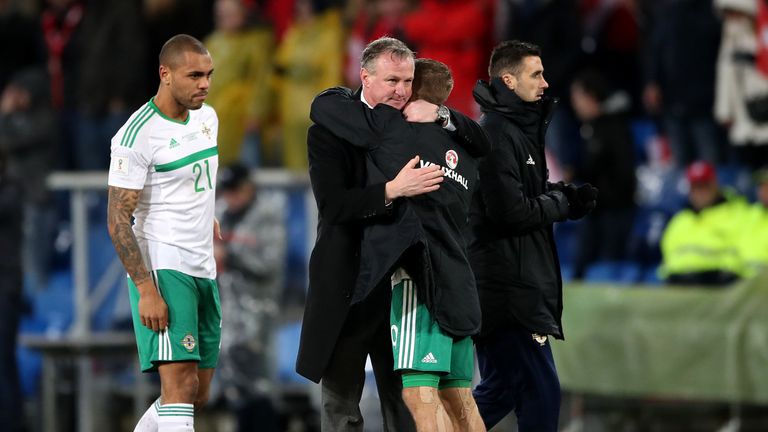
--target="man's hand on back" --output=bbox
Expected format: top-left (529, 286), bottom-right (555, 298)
top-left (385, 155), bottom-right (444, 202)
top-left (403, 100), bottom-right (439, 123)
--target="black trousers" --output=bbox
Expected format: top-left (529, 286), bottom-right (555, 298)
top-left (0, 272), bottom-right (23, 432)
top-left (473, 324), bottom-right (561, 432)
top-left (320, 280), bottom-right (416, 432)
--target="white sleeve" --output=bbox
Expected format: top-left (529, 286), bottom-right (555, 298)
top-left (107, 124), bottom-right (152, 190)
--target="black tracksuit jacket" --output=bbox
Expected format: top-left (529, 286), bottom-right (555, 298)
top-left (468, 78), bottom-right (570, 339)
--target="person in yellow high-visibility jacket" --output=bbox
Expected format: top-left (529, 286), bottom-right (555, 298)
top-left (660, 161), bottom-right (749, 285)
top-left (737, 168), bottom-right (768, 278)
top-left (204, 0), bottom-right (274, 166)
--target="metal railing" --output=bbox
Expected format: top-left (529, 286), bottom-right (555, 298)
top-left (32, 169), bottom-right (314, 432)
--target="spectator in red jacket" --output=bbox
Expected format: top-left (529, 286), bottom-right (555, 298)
top-left (401, 0), bottom-right (494, 117)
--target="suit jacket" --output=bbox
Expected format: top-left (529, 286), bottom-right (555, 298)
top-left (309, 87), bottom-right (490, 336)
top-left (296, 121), bottom-right (393, 383)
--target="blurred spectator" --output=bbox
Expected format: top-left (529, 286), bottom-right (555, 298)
top-left (40, 0), bottom-right (83, 170)
top-left (0, 151), bottom-right (24, 432)
top-left (500, 0), bottom-right (584, 172)
top-left (643, 0), bottom-right (725, 166)
top-left (142, 0), bottom-right (214, 96)
top-left (263, 0), bottom-right (297, 42)
top-left (737, 167), bottom-right (768, 278)
top-left (401, 0), bottom-right (493, 116)
top-left (41, 0), bottom-right (83, 110)
top-left (75, 0), bottom-right (147, 170)
top-left (659, 161), bottom-right (748, 286)
top-left (713, 0), bottom-right (768, 168)
top-left (569, 69), bottom-right (636, 280)
top-left (0, 68), bottom-right (57, 292)
top-left (273, 0), bottom-right (343, 170)
top-left (214, 163), bottom-right (286, 432)
top-left (344, 0), bottom-right (410, 87)
top-left (0, 0), bottom-right (42, 93)
top-left (580, 0), bottom-right (642, 113)
top-left (205, 0), bottom-right (275, 167)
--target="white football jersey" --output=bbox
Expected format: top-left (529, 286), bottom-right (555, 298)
top-left (108, 98), bottom-right (219, 279)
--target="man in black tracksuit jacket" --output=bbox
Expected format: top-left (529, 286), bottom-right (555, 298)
top-left (310, 58), bottom-right (489, 430)
top-left (468, 41), bottom-right (597, 431)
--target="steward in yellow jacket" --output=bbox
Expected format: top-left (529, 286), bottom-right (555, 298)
top-left (660, 161), bottom-right (749, 285)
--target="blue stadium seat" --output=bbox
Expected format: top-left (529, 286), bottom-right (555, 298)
top-left (630, 118), bottom-right (658, 166)
top-left (584, 261), bottom-right (618, 283)
top-left (554, 219), bottom-right (578, 269)
top-left (16, 346), bottom-right (41, 397)
top-left (643, 265), bottom-right (664, 286)
top-left (584, 260), bottom-right (643, 285)
top-left (276, 321), bottom-right (307, 385)
top-left (32, 270), bottom-right (74, 334)
top-left (284, 189), bottom-right (309, 306)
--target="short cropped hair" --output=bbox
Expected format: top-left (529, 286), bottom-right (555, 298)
top-left (412, 59), bottom-right (453, 105)
top-left (488, 40), bottom-right (541, 78)
top-left (360, 37), bottom-right (415, 74)
top-left (159, 34), bottom-right (209, 68)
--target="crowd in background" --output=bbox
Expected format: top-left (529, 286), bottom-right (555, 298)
top-left (2, 0), bottom-right (768, 287)
top-left (2, 0), bottom-right (768, 429)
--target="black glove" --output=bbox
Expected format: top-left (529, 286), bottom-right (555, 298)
top-left (577, 183), bottom-right (599, 203)
top-left (568, 183), bottom-right (599, 220)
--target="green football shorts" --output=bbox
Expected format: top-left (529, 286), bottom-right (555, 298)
top-left (390, 268), bottom-right (474, 382)
top-left (128, 269), bottom-right (222, 372)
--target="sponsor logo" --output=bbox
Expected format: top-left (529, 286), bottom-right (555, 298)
top-left (445, 149), bottom-right (458, 169)
top-left (421, 352), bottom-right (438, 364)
top-left (526, 154), bottom-right (536, 165)
top-left (419, 160), bottom-right (469, 190)
top-left (181, 334), bottom-right (196, 352)
top-left (169, 138), bottom-right (180, 149)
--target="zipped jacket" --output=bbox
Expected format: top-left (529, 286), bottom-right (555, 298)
top-left (468, 78), bottom-right (569, 338)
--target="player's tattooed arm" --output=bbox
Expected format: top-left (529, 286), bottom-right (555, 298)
top-left (108, 186), bottom-right (168, 332)
top-left (107, 186), bottom-right (150, 286)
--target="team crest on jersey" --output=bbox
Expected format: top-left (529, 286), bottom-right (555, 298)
top-left (445, 149), bottom-right (459, 169)
top-left (532, 333), bottom-right (548, 346)
top-left (201, 123), bottom-right (212, 139)
top-left (181, 334), bottom-right (196, 352)
top-left (391, 325), bottom-right (398, 347)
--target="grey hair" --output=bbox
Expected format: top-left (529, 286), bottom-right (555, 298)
top-left (360, 37), bottom-right (415, 73)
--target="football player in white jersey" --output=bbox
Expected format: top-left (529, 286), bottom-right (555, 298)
top-left (107, 34), bottom-right (221, 432)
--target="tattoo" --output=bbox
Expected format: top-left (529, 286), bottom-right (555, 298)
top-left (107, 186), bottom-right (150, 285)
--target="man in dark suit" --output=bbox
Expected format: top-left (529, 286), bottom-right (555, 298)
top-left (296, 38), bottom-right (487, 431)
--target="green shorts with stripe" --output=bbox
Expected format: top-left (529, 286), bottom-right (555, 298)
top-left (390, 269), bottom-right (474, 382)
top-left (128, 269), bottom-right (222, 372)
